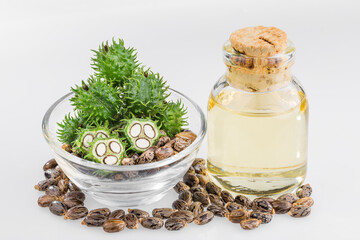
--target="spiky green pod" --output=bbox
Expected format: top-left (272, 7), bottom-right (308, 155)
top-left (124, 118), bottom-right (161, 152)
top-left (71, 76), bottom-right (122, 122)
top-left (57, 113), bottom-right (91, 145)
top-left (86, 137), bottom-right (126, 165)
top-left (74, 126), bottom-right (111, 153)
top-left (91, 39), bottom-right (139, 87)
top-left (123, 69), bottom-right (169, 118)
top-left (156, 100), bottom-right (188, 137)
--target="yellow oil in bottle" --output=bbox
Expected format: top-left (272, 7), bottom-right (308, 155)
top-left (207, 87), bottom-right (308, 196)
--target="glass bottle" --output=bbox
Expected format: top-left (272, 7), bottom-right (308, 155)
top-left (207, 39), bottom-right (308, 196)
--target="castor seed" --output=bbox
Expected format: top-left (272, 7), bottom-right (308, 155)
top-left (63, 191), bottom-right (85, 202)
top-left (288, 205), bottom-right (311, 218)
top-left (174, 181), bottom-right (190, 194)
top-left (46, 185), bottom-right (62, 197)
top-left (250, 211), bottom-right (272, 224)
top-left (186, 166), bottom-right (195, 174)
top-left (206, 182), bottom-right (221, 196)
top-left (207, 205), bottom-right (226, 217)
top-left (192, 158), bottom-right (205, 166)
top-left (64, 206), bottom-right (88, 220)
top-left (293, 197), bottom-right (314, 207)
top-left (179, 190), bottom-right (192, 205)
top-left (128, 209), bottom-right (150, 219)
top-left (256, 197), bottom-right (275, 204)
top-left (225, 202), bottom-right (244, 212)
top-left (43, 159), bottom-right (57, 171)
top-left (165, 218), bottom-right (187, 231)
top-left (140, 217), bottom-right (164, 230)
top-left (221, 190), bottom-right (234, 203)
top-left (170, 210), bottom-right (194, 223)
top-left (82, 214), bottom-right (107, 227)
top-left (88, 208), bottom-right (111, 218)
top-left (189, 202), bottom-right (204, 217)
top-left (193, 164), bottom-right (207, 175)
top-left (44, 169), bottom-right (61, 179)
top-left (192, 192), bottom-right (210, 207)
top-left (172, 199), bottom-right (189, 210)
top-left (240, 218), bottom-right (261, 230)
top-left (57, 179), bottom-right (69, 193)
top-left (277, 193), bottom-right (299, 204)
top-left (38, 195), bottom-right (57, 207)
top-left (155, 146), bottom-right (175, 160)
top-left (34, 179), bottom-right (57, 191)
top-left (68, 181), bottom-right (81, 192)
top-left (190, 186), bottom-right (207, 194)
top-left (63, 198), bottom-right (84, 209)
top-left (197, 174), bottom-right (210, 187)
top-left (234, 195), bottom-right (252, 210)
top-left (49, 201), bottom-right (67, 216)
top-left (123, 213), bottom-right (139, 229)
top-left (103, 219), bottom-right (126, 233)
top-left (225, 208), bottom-right (250, 223)
top-left (183, 173), bottom-right (199, 187)
top-left (252, 198), bottom-right (275, 214)
top-left (297, 184), bottom-right (312, 198)
top-left (109, 209), bottom-right (125, 220)
top-left (271, 200), bottom-right (292, 214)
top-left (194, 211), bottom-right (214, 225)
top-left (209, 194), bottom-right (224, 207)
top-left (152, 208), bottom-right (177, 219)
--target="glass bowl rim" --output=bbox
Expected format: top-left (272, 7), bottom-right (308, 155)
top-left (42, 88), bottom-right (207, 171)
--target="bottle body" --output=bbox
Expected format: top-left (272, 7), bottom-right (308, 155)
top-left (207, 74), bottom-right (308, 196)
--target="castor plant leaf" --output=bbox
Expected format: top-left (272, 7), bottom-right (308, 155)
top-left (57, 113), bottom-right (91, 145)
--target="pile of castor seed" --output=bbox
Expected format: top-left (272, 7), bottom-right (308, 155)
top-left (35, 158), bottom-right (313, 232)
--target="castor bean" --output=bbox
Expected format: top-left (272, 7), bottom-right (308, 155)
top-left (183, 173), bottom-right (199, 187)
top-left (206, 182), bottom-right (221, 196)
top-left (193, 164), bottom-right (207, 175)
top-left (113, 173), bottom-right (124, 180)
top-left (209, 194), bottom-right (224, 207)
top-left (225, 208), bottom-right (250, 223)
top-left (221, 190), bottom-right (234, 203)
top-left (174, 181), bottom-right (190, 194)
top-left (207, 205), bottom-right (226, 217)
top-left (121, 158), bottom-right (135, 165)
top-left (190, 186), bottom-right (207, 194)
top-left (174, 137), bottom-right (191, 152)
top-left (49, 201), bottom-right (67, 216)
top-left (152, 208), bottom-right (177, 219)
top-left (179, 190), bottom-right (192, 205)
top-left (252, 198), bottom-right (275, 214)
top-left (234, 195), bottom-right (252, 210)
top-left (172, 199), bottom-right (189, 210)
top-left (68, 181), bottom-right (81, 192)
top-left (250, 211), bottom-right (272, 224)
top-left (197, 174), bottom-right (210, 187)
top-left (63, 191), bottom-right (85, 202)
top-left (165, 218), bottom-right (187, 231)
top-left (62, 144), bottom-right (72, 153)
top-left (175, 131), bottom-right (197, 143)
top-left (240, 218), bottom-right (261, 230)
top-left (82, 214), bottom-right (107, 227)
top-left (190, 202), bottom-right (204, 217)
top-left (164, 138), bottom-right (176, 148)
top-left (138, 147), bottom-right (156, 164)
top-left (57, 178), bottom-right (69, 193)
top-left (88, 208), bottom-right (111, 218)
top-left (140, 217), bottom-right (164, 230)
top-left (109, 209), bottom-right (125, 220)
top-left (156, 136), bottom-right (171, 148)
top-left (103, 219), bottom-right (126, 233)
top-left (38, 195), bottom-right (57, 207)
top-left (186, 166), bottom-right (195, 174)
top-left (225, 202), bottom-right (244, 212)
top-left (288, 205), bottom-right (311, 218)
top-left (192, 192), bottom-right (210, 207)
top-left (293, 197), bottom-right (314, 207)
top-left (170, 210), bottom-right (194, 223)
top-left (44, 169), bottom-right (61, 179)
top-left (277, 193), bottom-right (299, 204)
top-left (192, 158), bottom-right (205, 166)
top-left (63, 198), bottom-right (84, 209)
top-left (128, 209), bottom-right (150, 219)
top-left (123, 213), bottom-right (139, 229)
top-left (256, 197), bottom-right (275, 204)
top-left (43, 159), bottom-right (57, 171)
top-left (297, 184), bottom-right (312, 198)
top-left (55, 165), bottom-right (67, 179)
top-left (46, 185), bottom-right (62, 197)
top-left (64, 206), bottom-right (88, 220)
top-left (34, 179), bottom-right (57, 191)
top-left (155, 146), bottom-right (175, 160)
top-left (271, 200), bottom-right (292, 214)
top-left (194, 211), bottom-right (214, 225)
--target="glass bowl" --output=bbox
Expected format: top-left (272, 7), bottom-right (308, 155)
top-left (42, 89), bottom-right (206, 207)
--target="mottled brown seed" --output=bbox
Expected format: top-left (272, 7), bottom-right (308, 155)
top-left (138, 147), bottom-right (156, 164)
top-left (186, 166), bottom-right (195, 174)
top-left (82, 214), bottom-right (107, 227)
top-left (194, 211), bottom-right (214, 225)
top-left (49, 201), bottom-right (67, 216)
top-left (293, 197), bottom-right (314, 207)
top-left (221, 190), bottom-right (234, 203)
top-left (140, 217), bottom-right (164, 230)
top-left (174, 181), bottom-right (190, 194)
top-left (190, 202), bottom-right (204, 217)
top-left (165, 218), bottom-right (187, 231)
top-left (288, 205), bottom-right (311, 218)
top-left (209, 194), bottom-right (224, 207)
top-left (57, 179), bottom-right (69, 193)
top-left (43, 159), bottom-right (58, 171)
top-left (225, 202), bottom-right (244, 212)
top-left (46, 185), bottom-right (62, 197)
top-left (63, 191), bottom-right (85, 202)
top-left (240, 218), bottom-right (261, 230)
top-left (156, 136), bottom-right (171, 147)
top-left (62, 144), bottom-right (72, 153)
top-left (152, 208), bottom-right (177, 219)
top-left (277, 193), bottom-right (299, 204)
top-left (192, 158), bottom-right (205, 166)
top-left (123, 213), bottom-right (139, 229)
top-left (297, 184), bottom-right (312, 198)
top-left (103, 219), bottom-right (126, 233)
top-left (172, 199), bottom-right (189, 210)
top-left (44, 169), bottom-right (62, 179)
top-left (128, 209), bottom-right (150, 219)
top-left (38, 195), bottom-right (57, 207)
top-left (179, 190), bottom-right (192, 205)
top-left (252, 198), bottom-right (275, 214)
top-left (206, 182), bottom-right (221, 196)
top-left (250, 211), bottom-right (272, 224)
top-left (170, 210), bottom-right (194, 223)
top-left (68, 181), bottom-right (81, 192)
top-left (63, 198), bottom-right (84, 209)
top-left (256, 197), bottom-right (275, 205)
top-left (64, 206), bottom-right (88, 220)
top-left (113, 173), bottom-right (124, 180)
top-left (155, 146), bottom-right (175, 160)
top-left (109, 209), bottom-right (125, 220)
top-left (121, 158), bottom-right (135, 166)
top-left (197, 174), bottom-right (210, 187)
top-left (207, 205), bottom-right (226, 217)
top-left (183, 173), bottom-right (199, 187)
top-left (192, 192), bottom-right (210, 207)
top-left (190, 186), bottom-right (207, 194)
top-left (175, 131), bottom-right (197, 143)
top-left (88, 208), bottom-right (111, 218)
top-left (234, 195), bottom-right (252, 210)
top-left (193, 164), bottom-right (207, 175)
top-left (271, 200), bottom-right (292, 214)
top-left (174, 137), bottom-right (192, 152)
top-left (225, 208), bottom-right (250, 223)
top-left (34, 179), bottom-right (57, 191)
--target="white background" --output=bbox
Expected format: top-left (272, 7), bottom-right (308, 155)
top-left (1, 0), bottom-right (359, 239)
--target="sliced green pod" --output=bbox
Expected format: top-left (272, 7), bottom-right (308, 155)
top-left (124, 118), bottom-right (161, 152)
top-left (75, 127), bottom-right (111, 153)
top-left (87, 137), bottom-right (126, 165)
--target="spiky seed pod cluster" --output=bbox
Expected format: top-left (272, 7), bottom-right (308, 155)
top-left (156, 100), bottom-right (188, 137)
top-left (86, 138), bottom-right (126, 165)
top-left (124, 118), bottom-right (161, 152)
top-left (57, 113), bottom-right (92, 145)
top-left (75, 127), bottom-right (111, 153)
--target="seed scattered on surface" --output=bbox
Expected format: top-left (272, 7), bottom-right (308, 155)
top-left (49, 201), bottom-right (67, 216)
top-left (174, 181), bottom-right (190, 194)
top-left (192, 192), bottom-right (210, 207)
top-left (297, 184), bottom-right (312, 198)
top-left (256, 197), bottom-right (275, 205)
top-left (206, 182), bottom-right (221, 196)
top-left (221, 190), bottom-right (234, 203)
top-left (34, 179), bottom-right (57, 191)
top-left (103, 219), bottom-right (126, 233)
top-left (64, 206), bottom-right (88, 220)
top-left (197, 174), bottom-right (210, 187)
top-left (193, 164), bottom-right (207, 175)
top-left (186, 166), bottom-right (195, 174)
top-left (271, 200), bottom-right (292, 214)
top-left (172, 199), bottom-right (189, 211)
top-left (57, 179), bottom-right (69, 193)
top-left (82, 214), bottom-right (107, 227)
top-left (192, 158), bottom-right (205, 166)
top-left (194, 211), bottom-right (214, 225)
top-left (88, 208), bottom-right (111, 218)
top-left (288, 205), bottom-right (311, 218)
top-left (152, 208), bottom-right (177, 219)
top-left (250, 211), bottom-right (272, 224)
top-left (38, 195), bottom-right (57, 207)
top-left (252, 198), bottom-right (275, 214)
top-left (207, 205), bottom-right (226, 217)
top-left (140, 217), bottom-right (164, 230)
top-left (46, 185), bottom-right (62, 197)
top-left (277, 193), bottom-right (299, 204)
top-left (225, 202), bottom-right (244, 212)
top-left (293, 197), bottom-right (314, 207)
top-left (109, 209), bottom-right (125, 220)
top-left (63, 191), bottom-right (85, 202)
top-left (240, 218), bottom-right (262, 230)
top-left (44, 169), bottom-right (62, 179)
top-left (123, 213), bottom-right (139, 229)
top-left (68, 181), bottom-right (81, 192)
top-left (63, 198), bottom-right (84, 209)
top-left (209, 194), bottom-right (224, 207)
top-left (179, 190), bottom-right (192, 205)
top-left (43, 159), bottom-right (58, 171)
top-left (170, 210), bottom-right (194, 223)
top-left (234, 195), bottom-right (252, 210)
top-left (190, 202), bottom-right (204, 217)
top-left (183, 173), bottom-right (199, 187)
top-left (165, 218), bottom-right (188, 231)
top-left (128, 209), bottom-right (150, 219)
top-left (225, 208), bottom-right (250, 223)
top-left (190, 186), bottom-right (207, 194)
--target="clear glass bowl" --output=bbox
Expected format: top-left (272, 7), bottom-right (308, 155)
top-left (42, 89), bottom-right (206, 207)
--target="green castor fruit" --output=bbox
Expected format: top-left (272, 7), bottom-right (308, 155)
top-left (87, 138), bottom-right (126, 165)
top-left (75, 127), bottom-right (111, 153)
